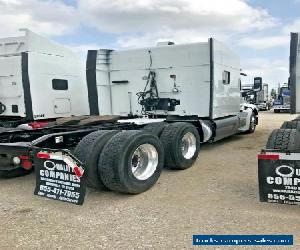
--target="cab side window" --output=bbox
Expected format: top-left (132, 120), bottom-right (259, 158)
top-left (52, 79), bottom-right (68, 90)
top-left (223, 71), bottom-right (230, 85)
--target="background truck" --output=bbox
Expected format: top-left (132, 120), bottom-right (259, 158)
top-left (273, 85), bottom-right (290, 113)
top-left (0, 29), bottom-right (90, 128)
top-left (241, 77), bottom-right (271, 110)
top-left (0, 36), bottom-right (258, 202)
top-left (256, 82), bottom-right (271, 111)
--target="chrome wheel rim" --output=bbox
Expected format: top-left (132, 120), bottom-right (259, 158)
top-left (180, 132), bottom-right (197, 159)
top-left (131, 144), bottom-right (158, 180)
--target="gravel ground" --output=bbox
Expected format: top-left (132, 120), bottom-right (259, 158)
top-left (0, 111), bottom-right (299, 250)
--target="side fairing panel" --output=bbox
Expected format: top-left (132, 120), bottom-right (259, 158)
top-left (0, 56), bottom-right (25, 117)
top-left (212, 40), bottom-right (241, 119)
top-left (28, 52), bottom-right (90, 119)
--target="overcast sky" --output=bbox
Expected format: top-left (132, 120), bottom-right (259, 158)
top-left (0, 0), bottom-right (299, 90)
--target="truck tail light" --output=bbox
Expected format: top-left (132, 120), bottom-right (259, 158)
top-left (21, 160), bottom-right (33, 170)
top-left (18, 155), bottom-right (33, 170)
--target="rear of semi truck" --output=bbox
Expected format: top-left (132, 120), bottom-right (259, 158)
top-left (273, 86), bottom-right (290, 113)
top-left (0, 29), bottom-right (90, 128)
top-left (258, 32), bottom-right (300, 205)
top-left (0, 36), bottom-right (258, 205)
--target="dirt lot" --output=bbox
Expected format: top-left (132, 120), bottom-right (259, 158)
top-left (0, 111), bottom-right (299, 249)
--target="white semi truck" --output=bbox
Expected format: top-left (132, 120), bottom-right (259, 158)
top-left (87, 39), bottom-right (258, 140)
top-left (0, 29), bottom-right (90, 128)
top-left (0, 34), bottom-right (258, 204)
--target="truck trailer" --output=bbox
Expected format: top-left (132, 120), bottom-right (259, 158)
top-left (258, 32), bottom-right (300, 205)
top-left (0, 36), bottom-right (258, 204)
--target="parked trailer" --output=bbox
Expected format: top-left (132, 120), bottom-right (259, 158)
top-left (258, 32), bottom-right (300, 205)
top-left (0, 37), bottom-right (258, 204)
top-left (0, 29), bottom-right (90, 128)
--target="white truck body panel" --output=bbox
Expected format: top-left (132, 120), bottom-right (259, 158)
top-left (290, 32), bottom-right (300, 113)
top-left (91, 39), bottom-right (240, 119)
top-left (0, 56), bottom-right (25, 116)
top-left (0, 29), bottom-right (89, 120)
top-left (212, 40), bottom-right (240, 118)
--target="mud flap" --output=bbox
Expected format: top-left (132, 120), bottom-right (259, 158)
top-left (258, 151), bottom-right (300, 205)
top-left (34, 149), bottom-right (86, 205)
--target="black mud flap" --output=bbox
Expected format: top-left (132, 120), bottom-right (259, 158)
top-left (258, 151), bottom-right (300, 205)
top-left (34, 149), bottom-right (86, 205)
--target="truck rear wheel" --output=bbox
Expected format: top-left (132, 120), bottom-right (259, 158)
top-left (266, 129), bottom-right (300, 151)
top-left (142, 122), bottom-right (168, 137)
top-left (160, 122), bottom-right (200, 170)
top-left (274, 109), bottom-right (280, 113)
top-left (98, 131), bottom-right (164, 194)
top-left (281, 121), bottom-right (300, 130)
top-left (73, 130), bottom-right (119, 189)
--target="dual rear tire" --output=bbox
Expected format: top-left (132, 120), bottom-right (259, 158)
top-left (144, 122), bottom-right (201, 169)
top-left (266, 129), bottom-right (300, 151)
top-left (74, 130), bottom-right (165, 194)
top-left (160, 122), bottom-right (200, 170)
top-left (281, 121), bottom-right (300, 130)
top-left (74, 122), bottom-right (201, 194)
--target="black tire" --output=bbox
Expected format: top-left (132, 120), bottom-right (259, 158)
top-left (73, 130), bottom-right (119, 189)
top-left (281, 121), bottom-right (300, 130)
top-left (142, 122), bottom-right (168, 137)
top-left (98, 130), bottom-right (164, 194)
top-left (266, 129), bottom-right (300, 151)
top-left (274, 109), bottom-right (280, 113)
top-left (160, 122), bottom-right (200, 170)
